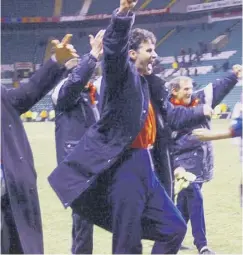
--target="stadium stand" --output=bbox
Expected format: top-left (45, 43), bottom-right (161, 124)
top-left (2, 0), bottom-right (55, 17)
top-left (62, 0), bottom-right (85, 16)
top-left (137, 0), bottom-right (172, 10)
top-left (1, 0), bottom-right (242, 119)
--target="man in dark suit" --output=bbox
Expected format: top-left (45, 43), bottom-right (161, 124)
top-left (48, 1), bottom-right (213, 253)
top-left (51, 30), bottom-right (104, 254)
top-left (1, 34), bottom-right (78, 254)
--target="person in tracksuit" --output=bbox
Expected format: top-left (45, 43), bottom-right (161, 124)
top-left (51, 30), bottom-right (104, 254)
top-left (168, 65), bottom-right (241, 254)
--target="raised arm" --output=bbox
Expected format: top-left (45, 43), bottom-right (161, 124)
top-left (192, 117), bottom-right (242, 141)
top-left (197, 65), bottom-right (241, 108)
top-left (103, 0), bottom-right (137, 84)
top-left (52, 54), bottom-right (97, 109)
top-left (52, 30), bottom-right (104, 110)
top-left (146, 74), bottom-right (212, 130)
top-left (6, 34), bottom-right (78, 115)
top-left (166, 102), bottom-right (212, 130)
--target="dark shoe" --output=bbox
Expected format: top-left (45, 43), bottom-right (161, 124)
top-left (199, 246), bottom-right (215, 254)
top-left (180, 244), bottom-right (192, 250)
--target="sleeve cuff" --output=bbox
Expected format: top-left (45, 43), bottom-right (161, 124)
top-left (116, 8), bottom-right (133, 17)
top-left (65, 58), bottom-right (79, 70)
top-left (88, 53), bottom-right (98, 63)
top-left (111, 9), bottom-right (135, 33)
top-left (230, 119), bottom-right (242, 138)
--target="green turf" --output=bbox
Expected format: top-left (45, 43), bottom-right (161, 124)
top-left (24, 120), bottom-right (242, 254)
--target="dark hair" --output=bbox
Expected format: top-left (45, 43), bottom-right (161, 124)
top-left (129, 28), bottom-right (156, 51)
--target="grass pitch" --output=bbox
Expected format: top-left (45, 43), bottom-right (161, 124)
top-left (25, 120), bottom-right (242, 254)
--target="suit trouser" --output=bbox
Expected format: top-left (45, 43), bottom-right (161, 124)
top-left (73, 148), bottom-right (187, 254)
top-left (1, 194), bottom-right (23, 254)
top-left (176, 182), bottom-right (207, 251)
top-left (71, 211), bottom-right (93, 254)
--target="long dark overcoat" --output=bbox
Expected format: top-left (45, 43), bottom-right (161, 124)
top-left (1, 59), bottom-right (63, 253)
top-left (48, 11), bottom-right (207, 225)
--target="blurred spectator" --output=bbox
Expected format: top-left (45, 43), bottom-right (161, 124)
top-left (223, 60), bottom-right (230, 72)
top-left (25, 111), bottom-right (32, 122)
top-left (180, 48), bottom-right (186, 56)
top-left (220, 103), bottom-right (228, 113)
top-left (194, 68), bottom-right (198, 76)
top-left (199, 41), bottom-right (208, 55)
top-left (213, 64), bottom-right (218, 73)
top-left (211, 47), bottom-right (219, 56)
top-left (188, 48), bottom-right (193, 62)
top-left (40, 110), bottom-right (48, 121)
top-left (172, 60), bottom-right (179, 70)
top-left (203, 43), bottom-right (208, 54)
top-left (198, 41), bottom-right (204, 55)
top-left (179, 60), bottom-right (185, 68)
top-left (182, 55), bottom-right (185, 64)
top-left (49, 110), bottom-right (55, 121)
top-left (186, 68), bottom-right (190, 77)
top-left (32, 112), bottom-right (38, 122)
top-left (180, 68), bottom-right (184, 76)
top-left (195, 51), bottom-right (201, 63)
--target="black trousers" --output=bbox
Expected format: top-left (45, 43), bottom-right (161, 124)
top-left (72, 148), bottom-right (187, 254)
top-left (71, 210), bottom-right (93, 254)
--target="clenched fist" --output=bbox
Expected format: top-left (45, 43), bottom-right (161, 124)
top-left (119, 0), bottom-right (138, 13)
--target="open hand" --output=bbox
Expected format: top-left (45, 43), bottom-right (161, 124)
top-left (89, 30), bottom-right (105, 60)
